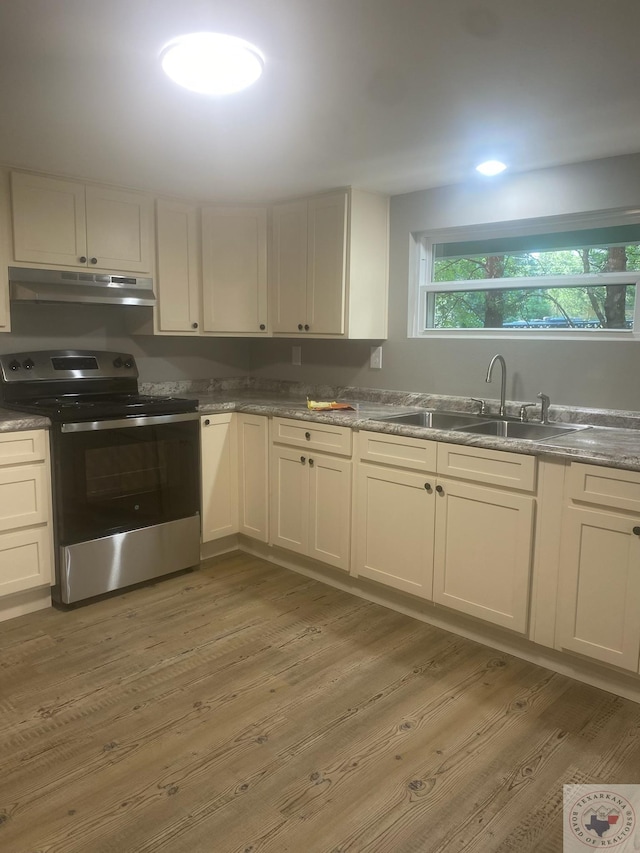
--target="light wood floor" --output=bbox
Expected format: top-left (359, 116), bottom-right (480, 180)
top-left (2, 553), bottom-right (640, 853)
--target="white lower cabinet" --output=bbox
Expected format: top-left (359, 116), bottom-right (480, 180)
top-left (432, 478), bottom-right (534, 633)
top-left (0, 430), bottom-right (54, 605)
top-left (354, 433), bottom-right (536, 634)
top-left (200, 414), bottom-right (239, 542)
top-left (355, 463), bottom-right (434, 598)
top-left (270, 418), bottom-right (352, 571)
top-left (237, 414), bottom-right (269, 542)
top-left (557, 463), bottom-right (640, 672)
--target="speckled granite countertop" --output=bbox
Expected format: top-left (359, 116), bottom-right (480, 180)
top-left (4, 377), bottom-right (640, 472)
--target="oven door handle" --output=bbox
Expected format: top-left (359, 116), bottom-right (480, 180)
top-left (60, 412), bottom-right (200, 433)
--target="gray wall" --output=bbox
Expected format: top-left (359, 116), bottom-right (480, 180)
top-left (4, 303), bottom-right (251, 381)
top-left (251, 153), bottom-right (640, 411)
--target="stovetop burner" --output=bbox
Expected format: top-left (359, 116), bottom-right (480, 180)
top-left (4, 393), bottom-right (198, 422)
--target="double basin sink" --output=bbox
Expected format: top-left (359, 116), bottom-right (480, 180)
top-left (371, 410), bottom-right (589, 442)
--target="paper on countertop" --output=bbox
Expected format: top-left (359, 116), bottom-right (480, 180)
top-left (306, 399), bottom-right (355, 411)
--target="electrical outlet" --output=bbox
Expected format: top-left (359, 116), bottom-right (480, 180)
top-left (292, 345), bottom-right (302, 366)
top-left (370, 345), bottom-right (383, 369)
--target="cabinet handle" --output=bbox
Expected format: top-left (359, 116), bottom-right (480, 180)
top-left (633, 526), bottom-right (640, 536)
top-left (304, 324), bottom-right (310, 331)
top-left (309, 458), bottom-right (314, 467)
top-left (300, 456), bottom-right (306, 464)
top-left (90, 257), bottom-right (98, 265)
top-left (305, 431), bottom-right (311, 440)
top-left (259, 324), bottom-right (266, 331)
top-left (79, 256), bottom-right (87, 263)
top-left (424, 482), bottom-right (432, 491)
top-left (204, 419), bottom-right (210, 426)
top-left (298, 324), bottom-right (303, 331)
top-left (192, 322), bottom-right (199, 329)
top-left (435, 485), bottom-right (444, 494)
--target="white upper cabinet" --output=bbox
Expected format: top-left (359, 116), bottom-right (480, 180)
top-left (270, 188), bottom-right (389, 338)
top-left (271, 200), bottom-right (307, 333)
top-left (155, 199), bottom-right (201, 334)
top-left (201, 206), bottom-right (268, 334)
top-left (11, 171), bottom-right (152, 273)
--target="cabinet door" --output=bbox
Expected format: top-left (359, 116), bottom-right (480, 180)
top-left (11, 172), bottom-right (87, 267)
top-left (202, 207), bottom-right (267, 334)
top-left (237, 414), bottom-right (269, 542)
top-left (306, 192), bottom-right (347, 335)
top-left (201, 414), bottom-right (239, 542)
top-left (557, 506), bottom-right (640, 671)
top-left (308, 454), bottom-right (352, 572)
top-left (354, 463), bottom-right (434, 598)
top-left (433, 480), bottom-right (534, 633)
top-left (0, 526), bottom-right (53, 597)
top-left (85, 185), bottom-right (151, 273)
top-left (270, 445), bottom-right (309, 556)
top-left (0, 464), bottom-right (49, 533)
top-left (271, 200), bottom-right (307, 333)
top-left (155, 199), bottom-right (200, 333)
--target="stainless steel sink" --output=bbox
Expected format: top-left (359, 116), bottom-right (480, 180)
top-left (371, 409), bottom-right (589, 442)
top-left (372, 410), bottom-right (487, 429)
top-left (458, 420), bottom-right (589, 440)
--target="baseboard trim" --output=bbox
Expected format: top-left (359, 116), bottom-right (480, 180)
top-left (0, 585), bottom-right (51, 623)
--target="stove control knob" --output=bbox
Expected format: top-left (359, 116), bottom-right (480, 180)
top-left (113, 357), bottom-right (123, 368)
top-left (23, 358), bottom-right (35, 370)
top-left (124, 359), bottom-right (134, 369)
top-left (8, 359), bottom-right (20, 371)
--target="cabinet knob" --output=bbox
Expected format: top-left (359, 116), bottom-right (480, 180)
top-left (90, 257), bottom-right (98, 265)
top-left (79, 256), bottom-right (87, 263)
top-left (259, 324), bottom-right (266, 331)
top-left (304, 324), bottom-right (310, 331)
top-left (435, 485), bottom-right (444, 494)
top-left (633, 526), bottom-right (640, 536)
top-left (309, 458), bottom-right (314, 467)
top-left (300, 456), bottom-right (306, 464)
top-left (192, 322), bottom-right (199, 329)
top-left (424, 482), bottom-right (432, 491)
top-left (305, 431), bottom-right (311, 440)
top-left (204, 419), bottom-right (210, 426)
top-left (298, 324), bottom-right (303, 331)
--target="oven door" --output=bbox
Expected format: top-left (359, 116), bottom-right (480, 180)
top-left (50, 413), bottom-right (201, 603)
top-left (51, 413), bottom-right (200, 546)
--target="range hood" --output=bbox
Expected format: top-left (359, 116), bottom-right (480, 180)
top-left (9, 267), bottom-right (156, 307)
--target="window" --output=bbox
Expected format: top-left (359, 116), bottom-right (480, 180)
top-left (411, 212), bottom-right (640, 337)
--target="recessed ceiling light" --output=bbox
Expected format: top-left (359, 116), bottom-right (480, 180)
top-left (160, 32), bottom-right (264, 96)
top-left (476, 160), bottom-right (507, 176)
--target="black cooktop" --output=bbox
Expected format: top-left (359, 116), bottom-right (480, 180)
top-left (3, 393), bottom-right (198, 422)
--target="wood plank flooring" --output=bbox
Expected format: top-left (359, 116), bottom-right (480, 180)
top-left (2, 552), bottom-right (640, 852)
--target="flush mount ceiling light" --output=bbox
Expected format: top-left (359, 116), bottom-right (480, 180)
top-left (160, 32), bottom-right (264, 95)
top-left (476, 160), bottom-right (507, 176)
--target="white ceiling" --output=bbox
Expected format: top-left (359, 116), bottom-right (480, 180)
top-left (0, 0), bottom-right (639, 202)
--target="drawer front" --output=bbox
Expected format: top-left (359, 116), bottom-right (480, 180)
top-left (567, 463), bottom-right (640, 513)
top-left (437, 442), bottom-right (536, 492)
top-left (0, 526), bottom-right (53, 596)
top-left (271, 417), bottom-right (352, 456)
top-left (0, 430), bottom-right (47, 466)
top-left (0, 464), bottom-right (48, 531)
top-left (358, 429), bottom-right (437, 473)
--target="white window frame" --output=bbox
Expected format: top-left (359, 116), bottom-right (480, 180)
top-left (408, 208), bottom-right (640, 340)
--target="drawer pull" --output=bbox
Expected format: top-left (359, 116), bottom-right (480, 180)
top-left (204, 419), bottom-right (210, 426)
top-left (300, 456), bottom-right (306, 464)
top-left (305, 431), bottom-right (311, 440)
top-left (435, 485), bottom-right (444, 495)
top-left (309, 458), bottom-right (314, 467)
top-left (633, 526), bottom-right (640, 536)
